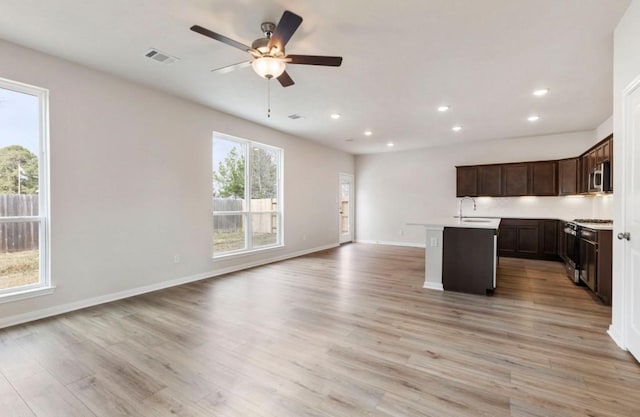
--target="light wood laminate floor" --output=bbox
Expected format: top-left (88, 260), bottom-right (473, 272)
top-left (1, 243), bottom-right (638, 416)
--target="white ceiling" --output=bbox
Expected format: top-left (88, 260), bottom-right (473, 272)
top-left (0, 0), bottom-right (630, 154)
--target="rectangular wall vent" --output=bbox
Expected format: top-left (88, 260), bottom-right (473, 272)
top-left (145, 48), bottom-right (180, 65)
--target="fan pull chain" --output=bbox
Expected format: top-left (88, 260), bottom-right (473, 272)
top-left (267, 78), bottom-right (271, 118)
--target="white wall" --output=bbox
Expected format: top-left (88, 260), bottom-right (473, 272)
top-left (355, 131), bottom-right (603, 246)
top-left (610, 0), bottom-right (640, 347)
top-left (0, 39), bottom-right (354, 327)
top-left (595, 115), bottom-right (613, 142)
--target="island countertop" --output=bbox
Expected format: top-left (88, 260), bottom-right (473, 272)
top-left (407, 217), bottom-right (501, 230)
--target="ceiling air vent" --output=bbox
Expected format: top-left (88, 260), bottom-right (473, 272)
top-left (145, 48), bottom-right (180, 65)
top-left (288, 114), bottom-right (304, 120)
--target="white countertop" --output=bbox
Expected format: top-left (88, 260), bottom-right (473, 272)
top-left (571, 221), bottom-right (613, 231)
top-left (407, 217), bottom-right (501, 230)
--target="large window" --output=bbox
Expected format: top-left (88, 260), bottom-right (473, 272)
top-left (0, 78), bottom-right (50, 300)
top-left (212, 133), bottom-right (282, 257)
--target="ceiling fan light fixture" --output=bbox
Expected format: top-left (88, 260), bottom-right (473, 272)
top-left (252, 57), bottom-right (286, 79)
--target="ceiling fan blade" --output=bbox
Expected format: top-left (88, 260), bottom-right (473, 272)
top-left (190, 25), bottom-right (251, 52)
top-left (268, 11), bottom-right (303, 53)
top-left (211, 61), bottom-right (252, 74)
top-left (277, 71), bottom-right (295, 87)
top-left (287, 55), bottom-right (343, 67)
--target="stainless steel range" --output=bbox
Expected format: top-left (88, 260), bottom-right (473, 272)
top-left (563, 219), bottom-right (613, 285)
top-left (563, 222), bottom-right (580, 283)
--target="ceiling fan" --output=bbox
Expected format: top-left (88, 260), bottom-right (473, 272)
top-left (190, 10), bottom-right (342, 87)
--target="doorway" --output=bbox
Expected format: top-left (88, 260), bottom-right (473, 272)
top-left (339, 173), bottom-right (354, 243)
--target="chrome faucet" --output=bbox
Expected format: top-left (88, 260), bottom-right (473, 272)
top-left (459, 196), bottom-right (477, 219)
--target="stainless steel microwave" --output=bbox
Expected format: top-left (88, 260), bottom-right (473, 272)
top-left (588, 161), bottom-right (611, 193)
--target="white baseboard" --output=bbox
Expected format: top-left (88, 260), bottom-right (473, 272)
top-left (0, 243), bottom-right (338, 330)
top-left (423, 282), bottom-right (444, 291)
top-left (356, 239), bottom-right (425, 248)
top-left (608, 325), bottom-right (627, 350)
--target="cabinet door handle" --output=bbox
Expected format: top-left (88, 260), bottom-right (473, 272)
top-left (617, 232), bottom-right (631, 241)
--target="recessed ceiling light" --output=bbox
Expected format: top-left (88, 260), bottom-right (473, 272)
top-left (528, 115), bottom-right (540, 122)
top-left (364, 130), bottom-right (373, 136)
top-left (438, 105), bottom-right (450, 112)
top-left (330, 113), bottom-right (341, 119)
top-left (387, 142), bottom-right (395, 147)
top-left (452, 125), bottom-right (463, 132)
top-left (533, 88), bottom-right (549, 97)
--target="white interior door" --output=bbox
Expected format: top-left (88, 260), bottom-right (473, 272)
top-left (622, 79), bottom-right (640, 361)
top-left (339, 173), bottom-right (354, 243)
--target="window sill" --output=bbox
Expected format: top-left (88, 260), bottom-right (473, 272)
top-left (212, 244), bottom-right (285, 261)
top-left (0, 285), bottom-right (56, 304)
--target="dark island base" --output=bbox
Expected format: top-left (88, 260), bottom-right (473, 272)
top-left (442, 227), bottom-right (497, 295)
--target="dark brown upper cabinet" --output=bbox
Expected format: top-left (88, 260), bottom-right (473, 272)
top-left (578, 135), bottom-right (613, 194)
top-left (456, 166), bottom-right (478, 197)
top-left (503, 164), bottom-right (529, 196)
top-left (607, 137), bottom-right (613, 191)
top-left (558, 158), bottom-right (578, 195)
top-left (595, 144), bottom-right (605, 165)
top-left (455, 136), bottom-right (613, 197)
top-left (602, 138), bottom-right (611, 162)
top-left (579, 155), bottom-right (589, 194)
top-left (531, 161), bottom-right (557, 196)
top-left (478, 165), bottom-right (502, 196)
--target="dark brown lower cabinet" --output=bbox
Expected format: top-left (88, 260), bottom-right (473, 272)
top-left (593, 229), bottom-right (613, 305)
top-left (542, 220), bottom-right (558, 256)
top-left (497, 224), bottom-right (516, 256)
top-left (516, 221), bottom-right (539, 255)
top-left (497, 219), bottom-right (560, 261)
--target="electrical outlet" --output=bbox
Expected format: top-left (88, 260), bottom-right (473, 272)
top-left (398, 228), bottom-right (404, 236)
top-left (302, 234), bottom-right (307, 241)
top-left (173, 255), bottom-right (181, 263)
top-left (430, 237), bottom-right (438, 247)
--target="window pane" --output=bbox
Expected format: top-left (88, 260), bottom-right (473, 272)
top-left (340, 183), bottom-right (350, 234)
top-left (251, 213), bottom-right (278, 248)
top-left (213, 138), bottom-right (246, 199)
top-left (0, 87), bottom-right (40, 209)
top-left (0, 221), bottom-right (40, 290)
top-left (250, 146), bottom-right (278, 201)
top-left (213, 213), bottom-right (246, 253)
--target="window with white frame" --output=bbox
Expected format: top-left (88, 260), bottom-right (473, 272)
top-left (212, 133), bottom-right (282, 257)
top-left (0, 78), bottom-right (50, 299)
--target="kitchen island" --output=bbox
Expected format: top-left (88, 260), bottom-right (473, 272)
top-left (407, 217), bottom-right (501, 295)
